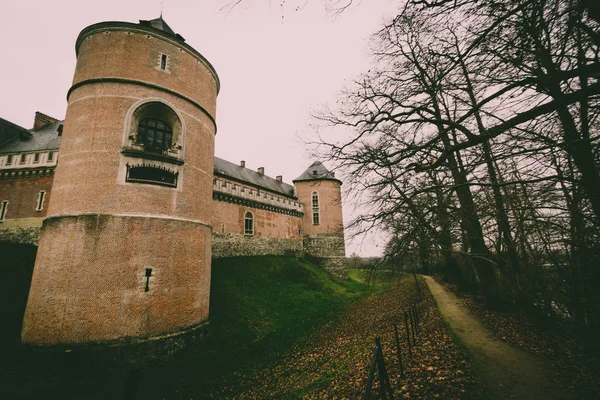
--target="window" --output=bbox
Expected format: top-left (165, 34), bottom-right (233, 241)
top-left (244, 212), bottom-right (254, 235)
top-left (20, 154), bottom-right (26, 164)
top-left (126, 101), bottom-right (182, 159)
top-left (33, 153), bottom-right (40, 163)
top-left (160, 54), bottom-right (168, 71)
top-left (0, 201), bottom-right (7, 222)
top-left (47, 152), bottom-right (54, 162)
top-left (36, 191), bottom-right (46, 211)
top-left (6, 155), bottom-right (12, 165)
top-left (137, 118), bottom-right (173, 154)
top-left (312, 191), bottom-right (320, 225)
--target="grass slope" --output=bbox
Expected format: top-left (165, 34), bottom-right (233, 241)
top-left (0, 253), bottom-right (372, 399)
top-left (139, 256), bottom-right (370, 398)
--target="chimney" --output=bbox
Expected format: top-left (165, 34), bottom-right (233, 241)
top-left (258, 167), bottom-right (264, 175)
top-left (240, 160), bottom-right (246, 168)
top-left (276, 175), bottom-right (282, 182)
top-left (33, 111), bottom-right (59, 131)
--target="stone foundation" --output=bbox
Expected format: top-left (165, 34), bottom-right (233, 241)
top-left (212, 232), bottom-right (303, 258)
top-left (0, 226), bottom-right (40, 245)
top-left (303, 234), bottom-right (347, 279)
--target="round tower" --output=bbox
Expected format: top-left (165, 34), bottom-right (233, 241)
top-left (294, 161), bottom-right (347, 278)
top-left (22, 17), bottom-right (219, 347)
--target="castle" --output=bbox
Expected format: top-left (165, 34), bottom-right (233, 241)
top-left (0, 17), bottom-right (346, 348)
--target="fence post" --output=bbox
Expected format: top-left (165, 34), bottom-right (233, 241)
top-left (403, 311), bottom-right (412, 357)
top-left (409, 307), bottom-right (417, 345)
top-left (375, 338), bottom-right (395, 400)
top-left (393, 324), bottom-right (404, 378)
top-left (363, 345), bottom-right (379, 400)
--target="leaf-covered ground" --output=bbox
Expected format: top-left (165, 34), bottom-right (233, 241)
top-left (218, 274), bottom-right (486, 399)
top-left (441, 278), bottom-right (600, 399)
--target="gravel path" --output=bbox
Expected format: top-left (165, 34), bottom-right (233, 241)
top-left (424, 276), bottom-right (571, 400)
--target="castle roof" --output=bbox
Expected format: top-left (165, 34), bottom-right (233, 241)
top-left (293, 161), bottom-right (342, 184)
top-left (139, 16), bottom-right (185, 42)
top-left (214, 157), bottom-right (296, 198)
top-left (0, 119), bottom-right (61, 154)
top-left (0, 117), bottom-right (31, 148)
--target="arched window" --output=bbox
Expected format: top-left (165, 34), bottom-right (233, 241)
top-left (244, 212), bottom-right (254, 235)
top-left (312, 191), bottom-right (320, 225)
top-left (125, 101), bottom-right (183, 158)
top-left (137, 118), bottom-right (173, 153)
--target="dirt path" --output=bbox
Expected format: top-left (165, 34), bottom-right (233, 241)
top-left (424, 276), bottom-right (570, 400)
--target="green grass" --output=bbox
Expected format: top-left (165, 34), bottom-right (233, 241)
top-left (1, 252), bottom-right (385, 398)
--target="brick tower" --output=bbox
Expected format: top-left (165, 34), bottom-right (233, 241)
top-left (21, 17), bottom-right (219, 347)
top-left (294, 162), bottom-right (347, 278)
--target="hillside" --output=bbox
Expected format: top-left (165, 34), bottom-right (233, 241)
top-left (0, 253), bottom-right (373, 399)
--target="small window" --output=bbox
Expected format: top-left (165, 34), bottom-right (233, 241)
top-left (57, 125), bottom-right (63, 136)
top-left (47, 152), bottom-right (54, 162)
top-left (36, 191), bottom-right (46, 211)
top-left (221, 223), bottom-right (226, 233)
top-left (0, 201), bottom-right (7, 222)
top-left (33, 153), bottom-right (40, 163)
top-left (6, 155), bottom-right (12, 165)
top-left (244, 212), bottom-right (254, 235)
top-left (160, 54), bottom-right (168, 71)
top-left (20, 154), bottom-right (26, 164)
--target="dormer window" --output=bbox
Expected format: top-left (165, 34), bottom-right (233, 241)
top-left (137, 118), bottom-right (173, 154)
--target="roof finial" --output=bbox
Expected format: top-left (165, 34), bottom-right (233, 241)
top-left (160, 0), bottom-right (164, 17)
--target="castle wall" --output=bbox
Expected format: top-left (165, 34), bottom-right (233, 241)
top-left (211, 198), bottom-right (302, 239)
top-left (0, 174), bottom-right (53, 220)
top-left (22, 214), bottom-right (211, 344)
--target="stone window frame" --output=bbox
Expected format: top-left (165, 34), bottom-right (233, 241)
top-left (33, 153), bottom-right (40, 163)
top-left (312, 191), bottom-right (320, 225)
top-left (157, 52), bottom-right (171, 74)
top-left (19, 154), bottom-right (27, 164)
top-left (5, 154), bottom-right (13, 165)
top-left (121, 99), bottom-right (186, 164)
top-left (0, 200), bottom-right (8, 222)
top-left (36, 191), bottom-right (46, 212)
top-left (244, 211), bottom-right (254, 236)
top-left (47, 152), bottom-right (54, 162)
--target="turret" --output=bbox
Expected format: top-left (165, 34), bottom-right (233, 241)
top-left (21, 16), bottom-right (219, 350)
top-left (294, 161), bottom-right (347, 278)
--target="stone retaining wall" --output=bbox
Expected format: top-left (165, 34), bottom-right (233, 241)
top-left (211, 233), bottom-right (303, 259)
top-left (0, 227), bottom-right (40, 245)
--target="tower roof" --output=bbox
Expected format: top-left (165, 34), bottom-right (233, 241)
top-left (293, 161), bottom-right (342, 184)
top-left (139, 16), bottom-right (185, 41)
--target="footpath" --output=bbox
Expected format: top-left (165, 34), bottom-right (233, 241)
top-left (423, 276), bottom-right (571, 400)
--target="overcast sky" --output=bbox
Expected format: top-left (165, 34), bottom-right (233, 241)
top-left (1, 0), bottom-right (399, 256)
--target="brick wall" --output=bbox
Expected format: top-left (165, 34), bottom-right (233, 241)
top-left (0, 175), bottom-right (54, 220)
top-left (211, 197), bottom-right (302, 239)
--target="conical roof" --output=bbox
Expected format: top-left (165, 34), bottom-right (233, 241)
top-left (293, 161), bottom-right (342, 184)
top-left (139, 16), bottom-right (184, 41)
